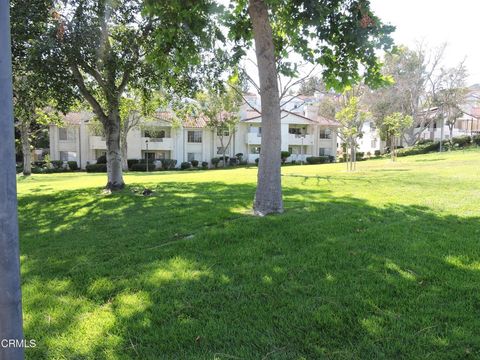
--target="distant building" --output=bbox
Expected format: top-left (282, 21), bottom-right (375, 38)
top-left (49, 94), bottom-right (340, 169)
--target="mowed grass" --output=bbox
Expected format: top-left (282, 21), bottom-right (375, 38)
top-left (17, 149), bottom-right (480, 359)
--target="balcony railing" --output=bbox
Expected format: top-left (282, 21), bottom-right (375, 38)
top-left (288, 133), bottom-right (313, 145)
top-left (141, 137), bottom-right (173, 150)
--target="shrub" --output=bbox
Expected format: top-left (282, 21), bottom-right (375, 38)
top-left (131, 163), bottom-right (153, 172)
top-left (201, 161), bottom-right (209, 169)
top-left (139, 158), bottom-right (155, 164)
top-left (473, 135), bottom-right (480, 146)
top-left (191, 160), bottom-right (199, 168)
top-left (211, 157), bottom-right (220, 168)
top-left (86, 163), bottom-right (107, 172)
top-left (291, 160), bottom-right (296, 165)
top-left (417, 139), bottom-right (434, 145)
top-left (451, 135), bottom-right (471, 148)
top-left (281, 151), bottom-right (290, 164)
top-left (180, 162), bottom-right (191, 170)
top-left (255, 158), bottom-right (260, 165)
top-left (33, 161), bottom-right (46, 167)
top-left (239, 160), bottom-right (248, 166)
top-left (96, 155), bottom-right (107, 164)
top-left (161, 159), bottom-right (177, 170)
top-left (306, 156), bottom-right (330, 164)
top-left (51, 160), bottom-right (64, 168)
top-left (229, 158), bottom-right (237, 166)
top-left (374, 150), bottom-right (381, 156)
top-left (328, 155), bottom-right (335, 163)
top-left (67, 161), bottom-right (78, 171)
top-left (356, 152), bottom-right (364, 161)
top-left (127, 159), bottom-right (139, 169)
top-left (235, 153), bottom-right (244, 162)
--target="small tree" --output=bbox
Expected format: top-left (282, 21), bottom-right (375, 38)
top-left (336, 97), bottom-right (368, 171)
top-left (199, 81), bottom-right (242, 168)
top-left (380, 112), bottom-right (413, 161)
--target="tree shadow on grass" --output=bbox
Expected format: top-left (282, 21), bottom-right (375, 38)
top-left (18, 181), bottom-right (480, 359)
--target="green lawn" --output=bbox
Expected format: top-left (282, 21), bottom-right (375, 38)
top-left (18, 149), bottom-right (480, 359)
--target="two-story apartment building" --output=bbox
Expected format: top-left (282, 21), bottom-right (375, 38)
top-left (49, 95), bottom-right (340, 169)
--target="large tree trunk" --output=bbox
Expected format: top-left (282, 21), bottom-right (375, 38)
top-left (249, 0), bottom-right (283, 215)
top-left (104, 112), bottom-right (124, 190)
top-left (20, 123), bottom-right (31, 176)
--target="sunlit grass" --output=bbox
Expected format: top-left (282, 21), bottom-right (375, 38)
top-left (18, 148), bottom-right (480, 359)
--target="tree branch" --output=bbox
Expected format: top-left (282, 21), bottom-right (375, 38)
top-left (70, 64), bottom-right (108, 122)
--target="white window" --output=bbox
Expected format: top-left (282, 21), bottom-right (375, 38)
top-left (187, 131), bottom-right (202, 143)
top-left (319, 148), bottom-right (330, 156)
top-left (187, 152), bottom-right (201, 161)
top-left (320, 128), bottom-right (332, 139)
top-left (251, 146), bottom-right (261, 154)
top-left (59, 127), bottom-right (76, 141)
top-left (371, 138), bottom-right (378, 148)
top-left (60, 151), bottom-right (77, 161)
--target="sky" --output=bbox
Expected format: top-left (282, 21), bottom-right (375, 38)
top-left (370, 0), bottom-right (480, 85)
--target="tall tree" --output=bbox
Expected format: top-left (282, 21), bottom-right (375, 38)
top-left (38, 0), bottom-right (155, 189)
top-left (0, 0), bottom-right (24, 358)
top-left (39, 0), bottom-right (221, 189)
top-left (227, 0), bottom-right (394, 215)
top-left (379, 112), bottom-right (413, 161)
top-left (11, 0), bottom-right (74, 176)
top-left (433, 63), bottom-right (468, 146)
top-left (198, 79), bottom-right (242, 167)
top-left (336, 96), bottom-right (369, 171)
top-left (368, 45), bottom-right (450, 146)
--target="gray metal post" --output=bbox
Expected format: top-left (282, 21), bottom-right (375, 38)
top-left (0, 0), bottom-right (25, 359)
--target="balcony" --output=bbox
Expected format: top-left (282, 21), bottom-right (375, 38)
top-left (90, 136), bottom-right (106, 150)
top-left (288, 134), bottom-right (314, 145)
top-left (141, 137), bottom-right (173, 150)
top-left (246, 132), bottom-right (262, 144)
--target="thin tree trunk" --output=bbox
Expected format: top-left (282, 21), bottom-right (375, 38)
top-left (0, 1), bottom-right (25, 357)
top-left (121, 134), bottom-right (128, 171)
top-left (105, 112), bottom-right (124, 190)
top-left (391, 135), bottom-right (394, 161)
top-left (350, 143), bottom-right (355, 171)
top-left (249, 0), bottom-right (283, 215)
top-left (20, 123), bottom-right (31, 176)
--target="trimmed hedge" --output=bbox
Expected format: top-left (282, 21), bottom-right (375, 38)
top-left (86, 163), bottom-right (107, 172)
top-left (180, 162), bottom-right (191, 170)
top-left (131, 163), bottom-right (153, 172)
top-left (127, 159), bottom-right (139, 169)
top-left (211, 157), bottom-right (220, 168)
top-left (451, 136), bottom-right (471, 147)
top-left (67, 161), bottom-right (79, 170)
top-left (473, 135), bottom-right (480, 146)
top-left (306, 156), bottom-right (330, 164)
top-left (96, 155), bottom-right (107, 164)
top-left (51, 160), bottom-right (64, 168)
top-left (161, 159), bottom-right (177, 170)
top-left (201, 161), bottom-right (209, 169)
top-left (191, 160), bottom-right (199, 168)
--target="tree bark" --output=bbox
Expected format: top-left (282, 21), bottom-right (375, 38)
top-left (19, 123), bottom-right (31, 176)
top-left (105, 112), bottom-right (125, 190)
top-left (249, 0), bottom-right (283, 215)
top-left (121, 134), bottom-right (128, 171)
top-left (0, 1), bottom-right (25, 357)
